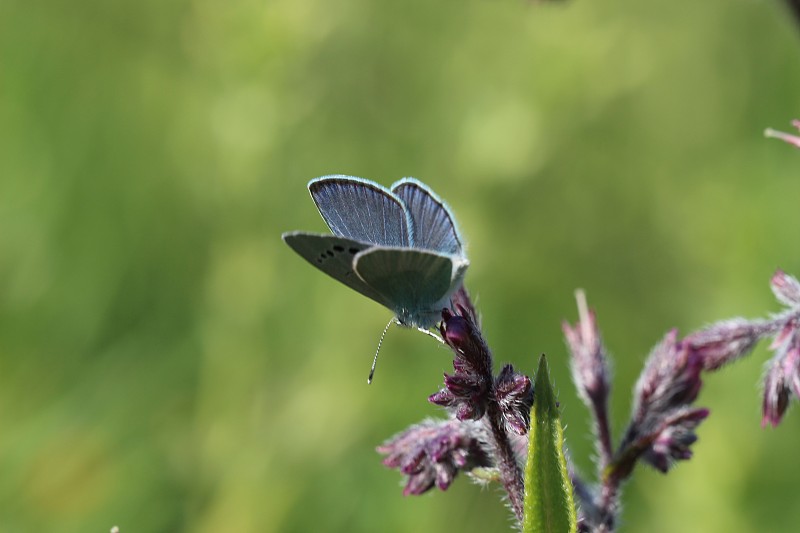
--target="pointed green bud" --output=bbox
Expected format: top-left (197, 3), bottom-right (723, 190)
top-left (522, 355), bottom-right (577, 533)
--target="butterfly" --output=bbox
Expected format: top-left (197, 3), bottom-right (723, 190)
top-left (282, 176), bottom-right (469, 380)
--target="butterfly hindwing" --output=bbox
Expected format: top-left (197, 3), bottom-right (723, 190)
top-left (282, 231), bottom-right (392, 307)
top-left (309, 176), bottom-right (411, 247)
top-left (391, 178), bottom-right (463, 256)
top-left (353, 247), bottom-right (463, 328)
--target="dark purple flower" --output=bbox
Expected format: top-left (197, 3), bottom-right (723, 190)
top-left (430, 307), bottom-right (493, 421)
top-left (632, 330), bottom-right (703, 422)
top-left (685, 318), bottom-right (765, 371)
top-left (614, 330), bottom-right (708, 477)
top-left (377, 418), bottom-right (491, 495)
top-left (640, 407), bottom-right (709, 473)
top-left (430, 373), bottom-right (487, 420)
top-left (449, 285), bottom-right (479, 325)
top-left (494, 364), bottom-right (533, 435)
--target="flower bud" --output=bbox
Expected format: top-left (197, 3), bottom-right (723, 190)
top-left (771, 269), bottom-right (800, 308)
top-left (494, 364), bottom-right (533, 435)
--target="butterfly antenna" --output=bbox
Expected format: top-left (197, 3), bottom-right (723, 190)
top-left (368, 317), bottom-right (398, 384)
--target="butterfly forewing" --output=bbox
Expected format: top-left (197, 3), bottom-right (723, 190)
top-left (309, 176), bottom-right (411, 247)
top-left (282, 231), bottom-right (393, 308)
top-left (353, 247), bottom-right (460, 328)
top-left (392, 178), bottom-right (463, 256)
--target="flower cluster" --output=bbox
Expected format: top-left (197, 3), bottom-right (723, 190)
top-left (493, 364), bottom-right (533, 435)
top-left (428, 307), bottom-right (492, 420)
top-left (376, 419), bottom-right (490, 495)
top-left (617, 270), bottom-right (800, 472)
top-left (377, 263), bottom-right (800, 531)
top-left (410, 291), bottom-right (530, 520)
top-left (639, 406), bottom-right (710, 473)
top-left (429, 307), bottom-right (532, 436)
top-left (619, 329), bottom-right (708, 474)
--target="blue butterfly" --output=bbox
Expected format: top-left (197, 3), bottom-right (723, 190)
top-left (283, 176), bottom-right (469, 380)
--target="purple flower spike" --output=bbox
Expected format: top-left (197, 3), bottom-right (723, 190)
top-left (430, 307), bottom-right (494, 421)
top-left (494, 364), bottom-right (533, 435)
top-left (563, 290), bottom-right (615, 468)
top-left (771, 269), bottom-right (800, 308)
top-left (377, 419), bottom-right (490, 496)
top-left (563, 290), bottom-right (611, 408)
top-left (685, 318), bottom-right (765, 371)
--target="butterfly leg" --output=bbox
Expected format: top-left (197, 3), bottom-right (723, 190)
top-left (415, 326), bottom-right (446, 345)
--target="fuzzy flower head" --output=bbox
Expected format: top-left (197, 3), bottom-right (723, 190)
top-left (633, 329), bottom-right (703, 420)
top-left (494, 364), bottom-right (533, 435)
top-left (641, 407), bottom-right (710, 472)
top-left (429, 307), bottom-right (494, 421)
top-left (377, 418), bottom-right (490, 495)
top-left (616, 330), bottom-right (708, 476)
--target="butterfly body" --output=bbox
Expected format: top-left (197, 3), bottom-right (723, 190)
top-left (283, 176), bottom-right (468, 330)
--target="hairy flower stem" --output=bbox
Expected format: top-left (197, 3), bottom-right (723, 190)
top-left (593, 399), bottom-right (613, 473)
top-left (597, 471), bottom-right (621, 532)
top-left (464, 316), bottom-right (526, 522)
top-left (486, 400), bottom-right (526, 521)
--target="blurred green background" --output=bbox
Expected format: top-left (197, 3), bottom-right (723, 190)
top-left (1, 0), bottom-right (800, 531)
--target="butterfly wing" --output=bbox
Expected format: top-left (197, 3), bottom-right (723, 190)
top-left (391, 178), bottom-right (464, 256)
top-left (309, 176), bottom-right (411, 247)
top-left (353, 247), bottom-right (468, 328)
top-left (282, 231), bottom-right (393, 308)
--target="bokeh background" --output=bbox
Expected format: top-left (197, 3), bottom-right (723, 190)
top-left (1, 0), bottom-right (800, 531)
